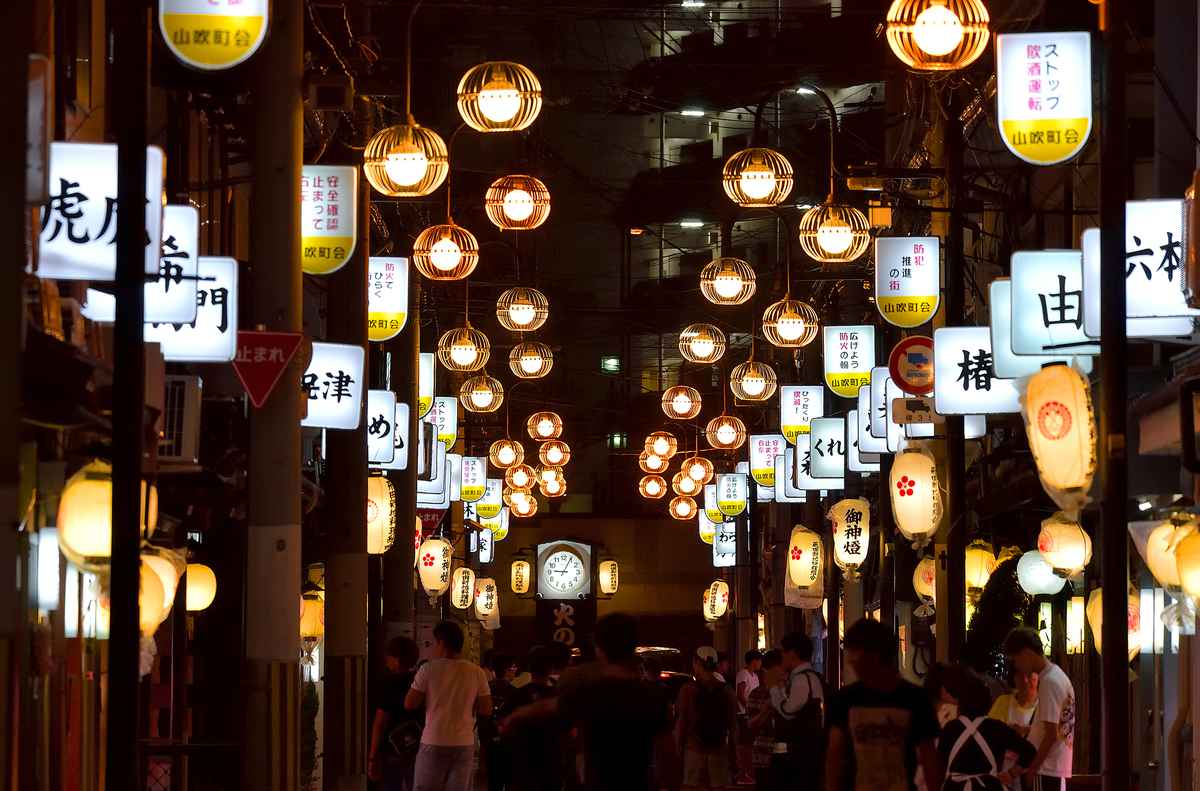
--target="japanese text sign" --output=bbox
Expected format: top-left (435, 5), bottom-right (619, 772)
top-left (847, 410), bottom-right (881, 473)
top-left (933, 327), bottom-right (1021, 415)
top-left (809, 417), bottom-right (847, 479)
top-left (823, 325), bottom-right (875, 398)
top-left (368, 257), bottom-right (409, 342)
top-left (418, 353), bottom-right (435, 418)
top-left (703, 484), bottom-right (723, 524)
top-left (793, 434), bottom-right (844, 491)
top-left (300, 342), bottom-right (365, 429)
top-left (857, 387), bottom-right (887, 455)
top-left (716, 473), bottom-right (748, 517)
top-left (232, 330), bottom-right (303, 408)
top-left (996, 31), bottom-right (1092, 166)
top-left (300, 165), bottom-right (357, 275)
top-left (875, 237), bottom-right (940, 328)
top-left (1080, 227), bottom-right (1194, 339)
top-left (367, 390), bottom-right (397, 464)
top-left (780, 385), bottom-right (824, 443)
top-left (713, 520), bottom-right (737, 568)
top-left (370, 402), bottom-right (411, 471)
top-left (989, 279), bottom-right (1093, 378)
top-left (1011, 250), bottom-right (1099, 355)
top-left (145, 257), bottom-right (239, 362)
top-left (750, 434), bottom-right (785, 487)
top-left (430, 396), bottom-right (459, 446)
top-left (476, 479), bottom-right (503, 520)
top-left (159, 0), bottom-right (268, 71)
top-left (460, 457), bottom-right (486, 502)
top-left (775, 449), bottom-right (807, 503)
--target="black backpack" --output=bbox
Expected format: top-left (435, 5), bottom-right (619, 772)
top-left (693, 682), bottom-right (732, 749)
top-left (777, 669), bottom-right (827, 757)
top-left (386, 671), bottom-right (423, 759)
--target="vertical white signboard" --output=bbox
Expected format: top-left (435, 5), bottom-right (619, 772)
top-left (367, 390), bottom-right (398, 463)
top-left (779, 386), bottom-right (824, 444)
top-left (144, 257), bottom-right (239, 362)
top-left (823, 326), bottom-right (875, 399)
top-left (996, 31), bottom-right (1092, 166)
top-left (300, 165), bottom-right (358, 275)
top-left (300, 342), bottom-right (366, 429)
top-left (368, 257), bottom-right (410, 342)
top-left (874, 237), bottom-right (940, 328)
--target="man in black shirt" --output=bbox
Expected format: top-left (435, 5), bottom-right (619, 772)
top-left (505, 646), bottom-right (565, 791)
top-left (370, 636), bottom-right (422, 791)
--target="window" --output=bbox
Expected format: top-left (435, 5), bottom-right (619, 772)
top-left (600, 355), bottom-right (621, 373)
top-left (606, 432), bottom-right (627, 450)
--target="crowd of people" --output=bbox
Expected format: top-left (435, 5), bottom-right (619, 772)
top-left (366, 615), bottom-right (1075, 791)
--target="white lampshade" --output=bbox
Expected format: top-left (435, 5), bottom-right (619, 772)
top-left (475, 577), bottom-right (498, 618)
top-left (1016, 551), bottom-right (1066, 596)
top-left (57, 460), bottom-right (158, 571)
top-left (1022, 364), bottom-right (1096, 514)
top-left (890, 448), bottom-right (942, 548)
top-left (1037, 513), bottom-right (1092, 577)
top-left (913, 556), bottom-right (937, 602)
top-left (830, 499), bottom-right (871, 576)
top-left (705, 579), bottom-right (730, 620)
top-left (787, 526), bottom-right (823, 589)
top-left (1085, 588), bottom-right (1139, 661)
top-left (598, 560), bottom-right (619, 595)
top-left (1145, 518), bottom-right (1196, 590)
top-left (450, 567), bottom-right (476, 610)
top-left (964, 540), bottom-right (996, 594)
top-left (367, 476), bottom-right (397, 555)
top-left (417, 538), bottom-right (453, 598)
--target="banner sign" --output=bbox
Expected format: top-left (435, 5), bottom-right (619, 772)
top-left (996, 31), bottom-right (1092, 166)
top-left (300, 165), bottom-right (357, 275)
top-left (780, 386), bottom-right (824, 443)
top-left (875, 237), bottom-right (940, 328)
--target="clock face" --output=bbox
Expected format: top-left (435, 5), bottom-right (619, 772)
top-left (543, 550), bottom-right (585, 594)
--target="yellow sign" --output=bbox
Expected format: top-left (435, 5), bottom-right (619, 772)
top-left (159, 0), bottom-right (268, 71)
top-left (368, 257), bottom-right (409, 342)
top-left (300, 165), bottom-right (357, 275)
top-left (475, 480), bottom-right (502, 520)
top-left (418, 353), bottom-right (435, 419)
top-left (823, 325), bottom-right (875, 399)
top-left (717, 473), bottom-right (747, 517)
top-left (875, 237), bottom-right (940, 329)
top-left (996, 32), bottom-right (1092, 166)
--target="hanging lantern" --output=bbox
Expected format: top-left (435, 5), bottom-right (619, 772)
top-left (135, 559), bottom-right (167, 637)
top-left (512, 493), bottom-right (539, 518)
top-left (536, 465), bottom-right (564, 486)
top-left (679, 323), bottom-right (727, 364)
top-left (417, 538), bottom-right (453, 598)
top-left (639, 474), bottom-right (668, 499)
top-left (1146, 516), bottom-right (1197, 590)
top-left (363, 122), bottom-right (449, 197)
top-left (730, 359), bottom-right (778, 402)
top-left (511, 559), bottom-right (532, 594)
top-left (489, 439), bottom-right (524, 469)
top-left (798, 204), bottom-right (871, 263)
top-left (456, 61), bottom-right (542, 132)
top-left (504, 464), bottom-right (536, 490)
top-left (699, 257), bottom-right (756, 306)
top-left (890, 447), bottom-right (942, 549)
top-left (684, 456), bottom-right (715, 485)
top-left (185, 563), bottom-right (218, 612)
top-left (1017, 551), bottom-right (1067, 596)
top-left (672, 471), bottom-right (700, 497)
top-left (540, 476), bottom-right (567, 498)
top-left (1085, 587), bottom-right (1140, 661)
top-left (996, 545), bottom-right (1021, 566)
top-left (527, 411), bottom-right (563, 441)
top-left (496, 286), bottom-right (550, 332)
top-left (706, 414), bottom-right (747, 450)
top-left (670, 495), bottom-right (698, 520)
top-left (412, 222), bottom-right (480, 281)
top-left (661, 386), bottom-right (702, 420)
top-left (485, 175), bottom-right (551, 231)
top-left (1037, 512), bottom-right (1092, 577)
top-left (787, 525), bottom-right (824, 589)
top-left (705, 579), bottom-right (730, 620)
top-left (913, 556), bottom-right (937, 611)
top-left (964, 540), bottom-right (996, 598)
top-left (638, 450), bottom-right (670, 474)
top-left (884, 0), bottom-right (991, 72)
top-left (538, 440), bottom-right (571, 467)
top-left (702, 589), bottom-right (716, 621)
top-left (830, 499), bottom-right (871, 578)
top-left (366, 476), bottom-right (397, 555)
top-left (509, 341), bottom-right (554, 379)
top-left (437, 325), bottom-right (491, 372)
top-left (300, 594), bottom-right (325, 640)
top-left (1022, 364), bottom-right (1097, 515)
top-left (450, 567), bottom-right (476, 610)
top-left (503, 486), bottom-right (533, 509)
top-left (645, 431), bottom-right (679, 459)
top-left (598, 559), bottom-right (619, 595)
top-left (722, 147), bottom-right (794, 207)
top-left (762, 298), bottom-right (820, 348)
top-left (141, 546), bottom-right (185, 630)
top-left (1176, 531), bottom-right (1200, 599)
top-left (460, 373), bottom-right (504, 413)
top-left (474, 577), bottom-right (498, 618)
top-left (57, 460), bottom-right (158, 572)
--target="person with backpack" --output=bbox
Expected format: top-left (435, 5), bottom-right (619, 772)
top-left (770, 632), bottom-right (827, 790)
top-left (938, 666), bottom-right (1036, 791)
top-left (676, 646), bottom-right (738, 790)
top-left (369, 636), bottom-right (423, 791)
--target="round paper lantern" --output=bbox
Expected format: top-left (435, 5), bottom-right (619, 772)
top-left (137, 559), bottom-right (167, 637)
top-left (474, 577), bottom-right (498, 618)
top-left (363, 122), bottom-right (449, 197)
top-left (913, 556), bottom-right (937, 602)
top-left (456, 61), bottom-right (542, 132)
top-left (1022, 364), bottom-right (1096, 515)
top-left (787, 525), bottom-right (824, 589)
top-left (366, 476), bottom-right (397, 555)
top-left (762, 298), bottom-right (820, 348)
top-left (496, 287), bottom-right (549, 331)
top-left (722, 147), bottom-right (794, 207)
top-left (662, 386), bottom-right (702, 420)
top-left (538, 440), bottom-right (571, 467)
top-left (885, 0), bottom-right (990, 72)
top-left (485, 175), bottom-right (551, 231)
top-left (450, 567), bottom-right (476, 610)
top-left (437, 325), bottom-right (491, 372)
top-left (798, 204), bottom-right (871, 263)
top-left (417, 538), bottom-right (453, 598)
top-left (412, 222), bottom-right (480, 281)
top-left (511, 559), bottom-right (532, 594)
top-left (509, 341), bottom-right (554, 379)
top-left (1037, 513), bottom-right (1092, 577)
top-left (702, 589), bottom-right (715, 621)
top-left (1146, 517), bottom-right (1197, 589)
top-left (706, 415), bottom-right (747, 450)
top-left (830, 498), bottom-right (871, 578)
top-left (57, 460), bottom-right (158, 572)
top-left (1177, 532), bottom-right (1200, 599)
top-left (1017, 551), bottom-right (1066, 596)
top-left (964, 540), bottom-right (996, 595)
top-left (598, 559), bottom-right (619, 595)
top-left (684, 456), bottom-right (715, 485)
top-left (672, 471), bottom-right (700, 497)
top-left (536, 465), bottom-right (564, 486)
top-left (185, 563), bottom-right (218, 612)
top-left (539, 476), bottom-right (567, 498)
top-left (700, 257), bottom-right (756, 306)
top-left (141, 548), bottom-right (184, 629)
top-left (1085, 587), bottom-right (1140, 661)
top-left (504, 464), bottom-right (536, 490)
top-left (729, 359), bottom-right (778, 402)
top-left (489, 438), bottom-right (524, 469)
top-left (460, 373), bottom-right (505, 413)
top-left (638, 451), bottom-right (670, 474)
top-left (705, 579), bottom-right (730, 620)
top-left (300, 595), bottom-right (325, 640)
top-left (890, 448), bottom-right (942, 548)
top-left (670, 496), bottom-right (698, 520)
top-left (527, 411), bottom-right (563, 441)
top-left (679, 323), bottom-right (727, 364)
top-left (639, 474), bottom-right (667, 499)
top-left (645, 431), bottom-right (679, 459)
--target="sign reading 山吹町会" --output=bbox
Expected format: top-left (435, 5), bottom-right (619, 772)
top-left (996, 31), bottom-right (1092, 166)
top-left (160, 0), bottom-right (269, 71)
top-left (874, 237), bottom-right (939, 328)
top-left (823, 325), bottom-right (875, 399)
top-left (301, 165), bottom-right (358, 275)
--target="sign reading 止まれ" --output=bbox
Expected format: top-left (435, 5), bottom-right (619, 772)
top-left (780, 386), bottom-right (824, 444)
top-left (996, 31), bottom-right (1092, 166)
top-left (159, 0), bottom-right (268, 71)
top-left (301, 165), bottom-right (358, 275)
top-left (823, 325), bottom-right (875, 399)
top-left (874, 237), bottom-right (940, 328)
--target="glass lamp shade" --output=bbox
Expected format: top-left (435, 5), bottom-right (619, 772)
top-left (639, 474), bottom-right (668, 499)
top-left (699, 257), bottom-right (757, 306)
top-left (679, 323), bottom-right (727, 364)
top-left (509, 341), bottom-right (554, 379)
top-left (437, 325), bottom-right (491, 372)
top-left (885, 0), bottom-right (991, 72)
top-left (638, 450), bottom-right (670, 474)
top-left (489, 438), bottom-right (524, 469)
top-left (722, 147), bottom-right (794, 207)
top-left (504, 463), bottom-right (536, 490)
top-left (762, 298), bottom-right (820, 348)
top-left (526, 411), bottom-right (563, 441)
top-left (661, 385), bottom-right (702, 419)
top-left (705, 414), bottom-right (747, 450)
top-left (412, 222), bottom-right (480, 281)
top-left (683, 455), bottom-right (714, 485)
top-left (1016, 551), bottom-right (1067, 596)
top-left (366, 476), bottom-right (397, 555)
top-left (450, 567), bottom-right (476, 609)
top-left (912, 556), bottom-right (937, 601)
top-left (510, 559), bottom-right (532, 594)
top-left (485, 175), bottom-right (551, 230)
top-left (598, 560), bottom-right (619, 595)
top-left (417, 538), bottom-right (454, 597)
top-left (538, 440), bottom-right (571, 466)
top-left (730, 359), bottom-right (778, 402)
top-left (964, 540), bottom-right (996, 594)
top-left (57, 460), bottom-right (158, 572)
top-left (1037, 513), bottom-right (1092, 576)
top-left (457, 61), bottom-right (542, 132)
top-left (645, 431), bottom-right (679, 459)
top-left (185, 563), bottom-right (218, 612)
top-left (669, 495), bottom-right (698, 520)
top-left (798, 204), bottom-right (871, 263)
top-left (672, 471), bottom-right (700, 497)
top-left (496, 287), bottom-right (549, 331)
top-left (459, 373), bottom-right (504, 413)
top-left (363, 122), bottom-right (449, 197)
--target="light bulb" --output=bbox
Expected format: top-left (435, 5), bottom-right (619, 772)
top-left (512, 470), bottom-right (531, 488)
top-left (816, 217), bottom-right (853, 256)
top-left (537, 418), bottom-right (554, 437)
top-left (449, 341), bottom-right (479, 367)
top-left (497, 446), bottom-right (516, 465)
top-left (647, 480), bottom-right (662, 496)
top-left (503, 189), bottom-right (535, 222)
top-left (546, 447), bottom-right (564, 464)
top-left (738, 168), bottom-right (776, 200)
top-left (511, 490), bottom-right (530, 507)
top-left (647, 453), bottom-right (664, 470)
top-left (471, 387), bottom-right (495, 409)
top-left (690, 336), bottom-right (716, 359)
top-left (775, 309), bottom-right (806, 341)
top-left (540, 468), bottom-right (557, 484)
top-left (671, 393), bottom-right (693, 415)
top-left (716, 424), bottom-right (737, 445)
top-left (652, 437), bottom-right (672, 456)
top-left (713, 273), bottom-right (744, 299)
top-left (507, 302), bottom-right (536, 327)
top-left (688, 462), bottom-right (706, 481)
top-left (478, 80), bottom-right (521, 123)
top-left (912, 3), bottom-right (964, 57)
top-left (430, 236), bottom-right (462, 271)
top-left (679, 477), bottom-right (696, 495)
top-left (519, 353), bottom-right (543, 374)
top-left (384, 148), bottom-right (429, 187)
top-left (544, 479), bottom-right (563, 495)
top-left (740, 374), bottom-right (766, 397)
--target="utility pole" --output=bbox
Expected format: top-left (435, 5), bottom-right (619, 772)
top-left (244, 0), bottom-right (304, 788)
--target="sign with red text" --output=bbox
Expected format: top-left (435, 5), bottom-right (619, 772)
top-left (875, 237), bottom-right (939, 328)
top-left (300, 165), bottom-right (357, 275)
top-left (232, 330), bottom-right (302, 408)
top-left (996, 31), bottom-right (1092, 166)
top-left (780, 385), bottom-right (823, 443)
top-left (823, 325), bottom-right (875, 398)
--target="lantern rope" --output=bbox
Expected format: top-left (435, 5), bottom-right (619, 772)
top-left (797, 83), bottom-right (840, 202)
top-left (403, 0), bottom-right (425, 123)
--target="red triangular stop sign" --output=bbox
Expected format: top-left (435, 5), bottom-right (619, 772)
top-left (232, 331), bottom-right (303, 409)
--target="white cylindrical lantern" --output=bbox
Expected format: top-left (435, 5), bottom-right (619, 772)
top-left (830, 498), bottom-right (871, 578)
top-left (474, 577), bottom-right (498, 618)
top-left (913, 556), bottom-right (937, 607)
top-left (366, 476), bottom-right (397, 555)
top-left (1037, 513), bottom-right (1092, 577)
top-left (1022, 364), bottom-right (1096, 515)
top-left (890, 448), bottom-right (942, 549)
top-left (417, 538), bottom-right (453, 598)
top-left (964, 540), bottom-right (996, 598)
top-left (1146, 517), bottom-right (1196, 590)
top-left (787, 525), bottom-right (823, 589)
top-left (598, 559), bottom-right (619, 595)
top-left (185, 563), bottom-right (218, 612)
top-left (511, 559), bottom-right (531, 594)
top-left (450, 567), bottom-right (476, 609)
top-left (1016, 551), bottom-right (1067, 596)
top-left (1085, 587), bottom-right (1140, 661)
top-left (705, 579), bottom-right (730, 620)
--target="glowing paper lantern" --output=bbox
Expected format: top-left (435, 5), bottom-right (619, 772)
top-left (598, 560), bottom-right (619, 595)
top-left (489, 439), bottom-right (524, 470)
top-left (913, 556), bottom-right (937, 616)
top-left (684, 456), bottom-right (714, 485)
top-left (450, 567), bottom-right (476, 610)
top-left (185, 563), bottom-right (218, 612)
top-left (1085, 588), bottom-right (1140, 661)
top-left (1037, 513), bottom-right (1092, 577)
top-left (964, 540), bottom-right (996, 596)
top-left (366, 476), bottom-right (397, 555)
top-left (830, 499), bottom-right (871, 577)
top-left (511, 560), bottom-right (532, 594)
top-left (705, 579), bottom-right (730, 620)
top-left (138, 560), bottom-right (167, 637)
top-left (670, 496), bottom-right (698, 520)
top-left (639, 474), bottom-right (667, 499)
top-left (890, 448), bottom-right (942, 548)
top-left (527, 412), bottom-right (563, 441)
top-left (1016, 551), bottom-right (1066, 596)
top-left (1022, 364), bottom-right (1096, 515)
top-left (1146, 517), bottom-right (1196, 589)
top-left (417, 538), bottom-right (453, 598)
top-left (474, 578), bottom-right (498, 618)
top-left (300, 595), bottom-right (325, 640)
top-left (141, 547), bottom-right (184, 630)
top-left (787, 526), bottom-right (823, 589)
top-left (57, 460), bottom-right (158, 572)
top-left (1175, 531), bottom-right (1200, 600)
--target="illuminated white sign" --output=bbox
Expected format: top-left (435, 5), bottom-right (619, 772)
top-left (823, 325), bottom-right (874, 399)
top-left (144, 257), bottom-right (239, 362)
top-left (300, 165), bottom-right (358, 275)
top-left (448, 453), bottom-right (462, 502)
top-left (476, 479), bottom-right (503, 520)
top-left (716, 473), bottom-right (748, 517)
top-left (858, 386), bottom-right (887, 454)
top-left (989, 279), bottom-right (1093, 378)
top-left (933, 327), bottom-right (1021, 415)
top-left (368, 257), bottom-right (409, 342)
top-left (793, 434), bottom-right (843, 491)
top-left (885, 378), bottom-right (907, 453)
top-left (713, 519), bottom-right (736, 568)
top-left (869, 367), bottom-right (889, 439)
top-left (780, 386), bottom-right (824, 443)
top-left (430, 396), bottom-right (459, 446)
top-left (419, 441), bottom-right (448, 494)
top-left (703, 484), bottom-right (723, 524)
top-left (847, 409), bottom-right (881, 473)
top-left (996, 31), bottom-right (1092, 166)
top-left (874, 236), bottom-right (940, 328)
top-left (809, 417), bottom-right (846, 479)
top-left (159, 0), bottom-right (268, 71)
top-left (367, 390), bottom-right (397, 464)
top-left (418, 353), bottom-right (435, 418)
top-left (478, 526), bottom-right (494, 563)
top-left (1010, 250), bottom-right (1099, 355)
top-left (417, 460), bottom-right (451, 509)
top-left (299, 342), bottom-right (366, 429)
top-left (775, 448), bottom-right (807, 503)
top-left (460, 457), bottom-right (486, 502)
top-left (370, 402), bottom-right (411, 471)
top-left (750, 434), bottom-right (786, 487)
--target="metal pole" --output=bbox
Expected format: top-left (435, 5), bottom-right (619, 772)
top-left (1099, 0), bottom-right (1131, 787)
top-left (244, 0), bottom-right (304, 787)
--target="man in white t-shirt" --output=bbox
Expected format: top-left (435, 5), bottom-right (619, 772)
top-left (406, 621), bottom-right (493, 791)
top-left (1003, 628), bottom-right (1074, 791)
top-left (735, 650), bottom-right (763, 783)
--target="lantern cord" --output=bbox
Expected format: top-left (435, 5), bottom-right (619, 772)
top-left (770, 207), bottom-right (794, 294)
top-left (464, 277), bottom-right (470, 325)
top-left (404, 0), bottom-right (425, 122)
top-left (798, 83), bottom-right (839, 202)
top-left (445, 123), bottom-right (468, 221)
